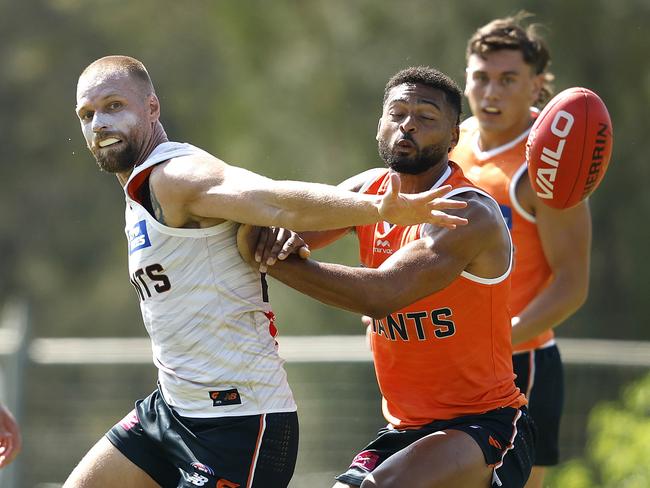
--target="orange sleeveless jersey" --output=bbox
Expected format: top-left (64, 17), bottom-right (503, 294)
top-left (355, 164), bottom-right (525, 428)
top-left (451, 113), bottom-right (553, 353)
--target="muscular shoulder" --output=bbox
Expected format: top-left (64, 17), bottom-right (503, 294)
top-left (147, 153), bottom-right (228, 227)
top-left (467, 191), bottom-right (507, 231)
top-left (422, 190), bottom-right (510, 277)
top-left (151, 153), bottom-right (226, 189)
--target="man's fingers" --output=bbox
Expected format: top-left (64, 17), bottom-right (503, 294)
top-left (277, 233), bottom-right (297, 260)
top-left (429, 198), bottom-right (468, 209)
top-left (387, 173), bottom-right (401, 198)
top-left (255, 227), bottom-right (278, 265)
top-left (297, 246), bottom-right (311, 259)
top-left (431, 211), bottom-right (469, 228)
top-left (260, 227), bottom-right (285, 266)
top-left (269, 228), bottom-right (287, 264)
top-left (416, 185), bottom-right (468, 210)
top-left (278, 234), bottom-right (310, 260)
top-left (257, 227), bottom-right (279, 272)
top-left (252, 227), bottom-right (309, 272)
top-left (247, 226), bottom-right (265, 262)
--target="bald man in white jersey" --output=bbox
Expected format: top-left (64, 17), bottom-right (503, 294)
top-left (66, 55), bottom-right (468, 488)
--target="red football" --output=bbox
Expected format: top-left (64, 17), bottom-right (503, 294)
top-left (526, 87), bottom-right (613, 209)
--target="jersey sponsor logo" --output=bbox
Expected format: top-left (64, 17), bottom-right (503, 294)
top-left (371, 308), bottom-right (456, 341)
top-left (488, 435), bottom-right (503, 450)
top-left (186, 473), bottom-right (210, 486)
top-left (535, 110), bottom-right (574, 200)
top-left (374, 238), bottom-right (393, 254)
top-left (350, 450), bottom-right (380, 472)
top-left (127, 220), bottom-right (152, 255)
top-left (209, 388), bottom-right (242, 407)
top-left (130, 263), bottom-right (171, 301)
top-left (499, 205), bottom-right (513, 229)
top-left (191, 462), bottom-right (215, 476)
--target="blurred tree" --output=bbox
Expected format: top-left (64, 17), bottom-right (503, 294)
top-left (548, 372), bottom-right (650, 487)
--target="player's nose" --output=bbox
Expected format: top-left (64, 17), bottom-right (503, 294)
top-left (91, 112), bottom-right (110, 132)
top-left (399, 114), bottom-right (417, 133)
top-left (484, 81), bottom-right (500, 100)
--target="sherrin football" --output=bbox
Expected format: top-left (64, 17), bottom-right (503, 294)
top-left (526, 87), bottom-right (613, 209)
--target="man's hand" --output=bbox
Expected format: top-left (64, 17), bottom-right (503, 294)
top-left (0, 404), bottom-right (21, 468)
top-left (237, 225), bottom-right (310, 272)
top-left (378, 174), bottom-right (468, 228)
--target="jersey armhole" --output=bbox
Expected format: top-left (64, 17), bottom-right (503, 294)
top-left (447, 187), bottom-right (513, 285)
top-left (509, 162), bottom-right (536, 223)
top-left (127, 166), bottom-right (156, 207)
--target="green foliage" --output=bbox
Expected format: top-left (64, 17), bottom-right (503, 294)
top-left (548, 459), bottom-right (596, 488)
top-left (549, 372), bottom-right (650, 488)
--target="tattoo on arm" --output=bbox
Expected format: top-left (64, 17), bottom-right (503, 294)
top-left (149, 179), bottom-right (166, 225)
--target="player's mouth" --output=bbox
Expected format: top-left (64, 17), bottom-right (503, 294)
top-left (97, 137), bottom-right (122, 148)
top-left (95, 136), bottom-right (122, 149)
top-left (395, 139), bottom-right (416, 153)
top-left (482, 106), bottom-right (501, 115)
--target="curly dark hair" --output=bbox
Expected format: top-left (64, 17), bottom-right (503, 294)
top-left (384, 66), bottom-right (462, 124)
top-left (466, 11), bottom-right (554, 106)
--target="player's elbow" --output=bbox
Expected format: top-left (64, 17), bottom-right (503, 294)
top-left (363, 306), bottom-right (390, 321)
top-left (573, 281), bottom-right (589, 311)
top-left (354, 296), bottom-right (386, 319)
top-left (361, 282), bottom-right (426, 319)
top-left (563, 276), bottom-right (590, 315)
top-left (361, 295), bottom-right (405, 319)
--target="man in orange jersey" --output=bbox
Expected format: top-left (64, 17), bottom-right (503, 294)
top-left (451, 14), bottom-right (591, 488)
top-left (238, 66), bottom-right (535, 488)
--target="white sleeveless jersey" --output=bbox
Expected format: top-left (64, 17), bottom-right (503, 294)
top-left (124, 142), bottom-right (296, 417)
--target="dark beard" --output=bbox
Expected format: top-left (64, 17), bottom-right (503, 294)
top-left (92, 139), bottom-right (138, 174)
top-left (378, 137), bottom-right (449, 175)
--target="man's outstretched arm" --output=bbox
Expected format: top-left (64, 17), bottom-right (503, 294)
top-left (150, 154), bottom-right (467, 231)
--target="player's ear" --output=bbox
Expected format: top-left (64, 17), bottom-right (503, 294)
top-left (376, 117), bottom-right (382, 141)
top-left (449, 124), bottom-right (460, 152)
top-left (530, 73), bottom-right (544, 105)
top-left (148, 94), bottom-right (161, 120)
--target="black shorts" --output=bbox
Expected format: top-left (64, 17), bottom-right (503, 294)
top-left (513, 344), bottom-right (563, 466)
top-left (335, 407), bottom-right (535, 488)
top-left (105, 389), bottom-right (299, 488)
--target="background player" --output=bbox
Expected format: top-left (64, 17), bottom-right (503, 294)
top-left (239, 66), bottom-right (535, 488)
top-left (67, 55), bottom-right (467, 488)
top-left (451, 13), bottom-right (592, 488)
